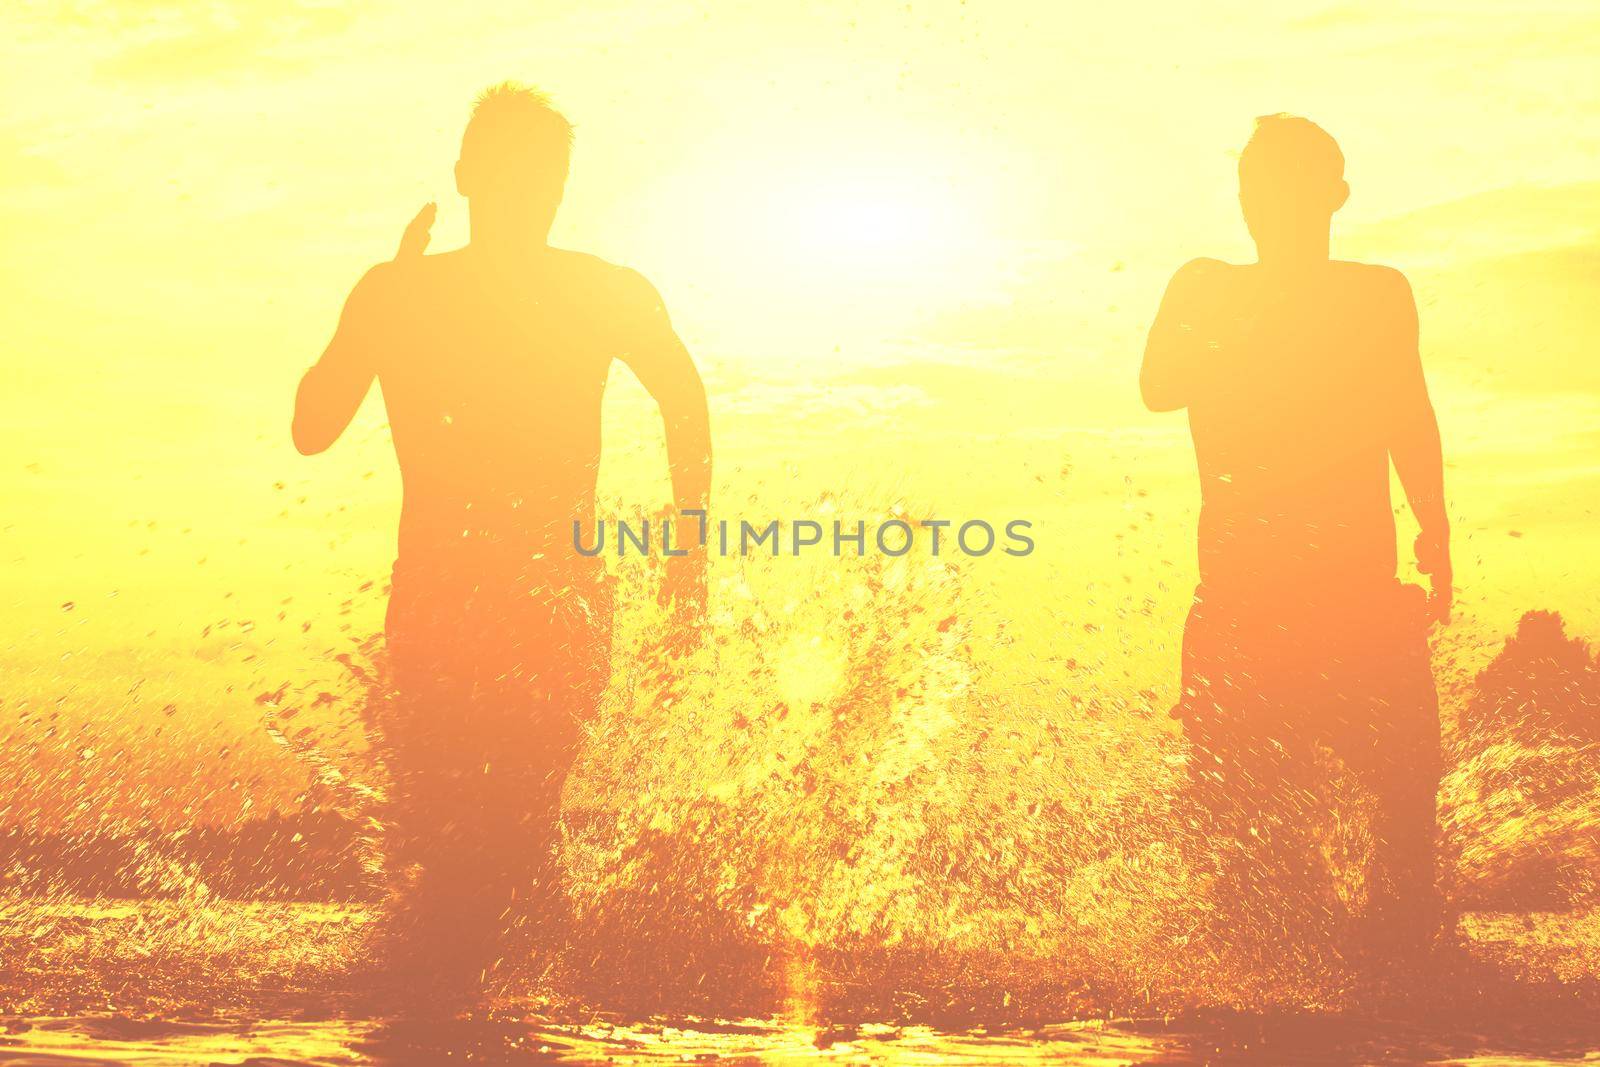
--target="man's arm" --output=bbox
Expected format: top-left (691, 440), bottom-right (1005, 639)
top-left (1383, 269), bottom-right (1451, 620)
top-left (292, 264), bottom-right (389, 455)
top-left (292, 205), bottom-right (432, 455)
top-left (1141, 258), bottom-right (1220, 412)
top-left (614, 270), bottom-right (712, 605)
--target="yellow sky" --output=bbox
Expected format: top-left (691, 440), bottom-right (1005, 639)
top-left (3, 0), bottom-right (1598, 825)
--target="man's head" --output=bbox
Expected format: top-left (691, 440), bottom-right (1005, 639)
top-left (1237, 114), bottom-right (1348, 260)
top-left (455, 83), bottom-right (573, 238)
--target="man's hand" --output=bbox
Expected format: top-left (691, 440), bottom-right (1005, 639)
top-left (1415, 529), bottom-right (1453, 624)
top-left (396, 202), bottom-right (436, 260)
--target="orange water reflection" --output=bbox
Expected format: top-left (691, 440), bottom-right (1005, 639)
top-left (3, 900), bottom-right (1598, 1065)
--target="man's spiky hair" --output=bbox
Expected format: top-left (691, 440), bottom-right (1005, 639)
top-left (1240, 113), bottom-right (1344, 184)
top-left (462, 81), bottom-right (573, 178)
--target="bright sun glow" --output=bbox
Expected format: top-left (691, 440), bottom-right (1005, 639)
top-left (782, 176), bottom-right (942, 258)
top-left (739, 168), bottom-right (972, 291)
top-left (668, 143), bottom-right (981, 303)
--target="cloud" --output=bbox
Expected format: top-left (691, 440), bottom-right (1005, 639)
top-left (51, 0), bottom-right (368, 83)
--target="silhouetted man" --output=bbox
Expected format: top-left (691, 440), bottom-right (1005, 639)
top-left (1142, 115), bottom-right (1449, 951)
top-left (293, 84), bottom-right (711, 996)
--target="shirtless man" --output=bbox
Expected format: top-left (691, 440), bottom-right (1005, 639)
top-left (293, 83), bottom-right (712, 994)
top-left (1142, 115), bottom-right (1450, 951)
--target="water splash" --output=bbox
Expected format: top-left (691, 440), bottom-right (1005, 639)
top-left (2, 533), bottom-right (1597, 1036)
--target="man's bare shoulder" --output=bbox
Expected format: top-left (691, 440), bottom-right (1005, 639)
top-left (546, 247), bottom-right (661, 308)
top-left (399, 247), bottom-right (474, 278)
top-left (1174, 255), bottom-right (1241, 277)
top-left (1167, 256), bottom-right (1246, 291)
top-left (1157, 258), bottom-right (1248, 315)
top-left (1332, 259), bottom-right (1414, 298)
top-left (342, 259), bottom-right (403, 317)
top-left (356, 248), bottom-right (466, 293)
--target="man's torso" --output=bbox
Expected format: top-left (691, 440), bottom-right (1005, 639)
top-left (362, 247), bottom-right (643, 585)
top-left (1181, 259), bottom-right (1408, 603)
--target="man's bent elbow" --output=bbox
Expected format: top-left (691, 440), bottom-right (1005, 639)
top-left (292, 367), bottom-right (336, 455)
top-left (292, 409), bottom-right (334, 456)
top-left (1140, 375), bottom-right (1184, 413)
top-left (292, 424), bottom-right (327, 456)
